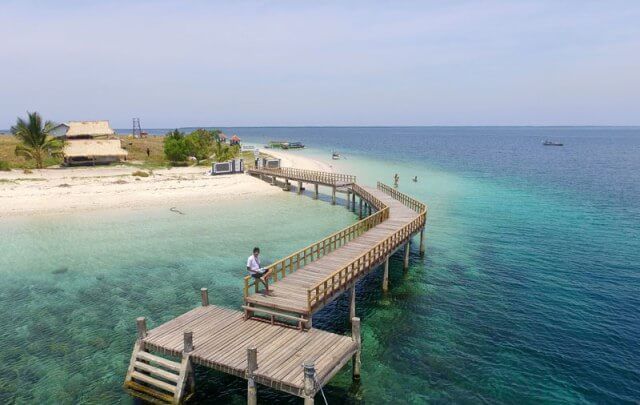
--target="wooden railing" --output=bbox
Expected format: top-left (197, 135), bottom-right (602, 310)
top-left (306, 185), bottom-right (427, 311)
top-left (376, 182), bottom-right (427, 213)
top-left (249, 167), bottom-right (356, 185)
top-left (352, 183), bottom-right (386, 211)
top-left (243, 205), bottom-right (390, 297)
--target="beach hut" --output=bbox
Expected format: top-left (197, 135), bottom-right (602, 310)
top-left (51, 120), bottom-right (115, 140)
top-left (230, 134), bottom-right (241, 146)
top-left (219, 133), bottom-right (227, 143)
top-left (52, 120), bottom-right (128, 165)
top-left (63, 139), bottom-right (128, 165)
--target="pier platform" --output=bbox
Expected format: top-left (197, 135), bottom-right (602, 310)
top-left (124, 167), bottom-right (427, 404)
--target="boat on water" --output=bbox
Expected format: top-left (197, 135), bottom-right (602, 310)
top-left (267, 140), bottom-right (305, 149)
top-left (332, 151), bottom-right (341, 160)
top-left (543, 140), bottom-right (563, 146)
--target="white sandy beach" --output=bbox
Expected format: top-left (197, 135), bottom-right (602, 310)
top-left (0, 150), bottom-right (330, 218)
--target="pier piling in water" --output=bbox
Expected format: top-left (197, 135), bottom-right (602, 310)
top-left (383, 257), bottom-right (389, 292)
top-left (403, 241), bottom-right (410, 270)
top-left (303, 361), bottom-right (316, 405)
top-left (419, 227), bottom-right (425, 255)
top-left (314, 183), bottom-right (319, 199)
top-left (247, 347), bottom-right (258, 405)
top-left (136, 317), bottom-right (147, 340)
top-left (352, 317), bottom-right (361, 382)
top-left (201, 288), bottom-right (209, 306)
top-left (332, 185), bottom-right (337, 205)
top-left (350, 284), bottom-right (356, 320)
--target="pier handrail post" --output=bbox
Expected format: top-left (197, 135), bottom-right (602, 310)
top-left (247, 347), bottom-right (258, 405)
top-left (136, 317), bottom-right (147, 340)
top-left (303, 361), bottom-right (316, 404)
top-left (183, 331), bottom-right (194, 353)
top-left (201, 288), bottom-right (209, 306)
top-left (351, 317), bottom-right (361, 381)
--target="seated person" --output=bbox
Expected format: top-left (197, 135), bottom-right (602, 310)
top-left (247, 247), bottom-right (271, 293)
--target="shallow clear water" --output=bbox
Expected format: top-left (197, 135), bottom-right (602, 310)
top-left (3, 127), bottom-right (640, 403)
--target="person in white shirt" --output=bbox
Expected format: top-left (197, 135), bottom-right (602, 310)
top-left (247, 247), bottom-right (271, 293)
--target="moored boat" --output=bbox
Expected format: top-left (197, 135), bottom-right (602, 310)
top-left (543, 140), bottom-right (563, 146)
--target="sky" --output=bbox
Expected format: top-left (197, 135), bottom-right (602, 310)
top-left (1, 0), bottom-right (639, 128)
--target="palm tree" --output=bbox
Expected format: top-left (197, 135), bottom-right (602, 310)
top-left (11, 112), bottom-right (63, 169)
top-left (211, 140), bottom-right (237, 162)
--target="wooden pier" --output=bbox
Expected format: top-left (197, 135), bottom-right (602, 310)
top-left (124, 167), bottom-right (427, 404)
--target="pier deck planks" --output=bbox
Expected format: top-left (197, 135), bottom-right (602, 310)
top-left (142, 305), bottom-right (358, 397)
top-left (245, 186), bottom-right (420, 314)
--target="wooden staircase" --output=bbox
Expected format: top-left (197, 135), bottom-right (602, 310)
top-left (124, 341), bottom-right (194, 404)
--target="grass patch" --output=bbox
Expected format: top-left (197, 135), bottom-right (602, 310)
top-left (0, 160), bottom-right (10, 171)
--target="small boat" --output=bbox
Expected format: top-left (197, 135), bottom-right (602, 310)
top-left (332, 151), bottom-right (341, 160)
top-left (543, 140), bottom-right (563, 146)
top-left (287, 142), bottom-right (305, 149)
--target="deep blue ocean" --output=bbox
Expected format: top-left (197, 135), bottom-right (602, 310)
top-left (1, 127), bottom-right (638, 403)
top-left (225, 127), bottom-right (640, 403)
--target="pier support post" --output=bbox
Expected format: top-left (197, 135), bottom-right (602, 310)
top-left (346, 190), bottom-right (351, 209)
top-left (352, 317), bottom-right (361, 382)
top-left (314, 183), bottom-right (319, 200)
top-left (271, 176), bottom-right (275, 186)
top-left (332, 186), bottom-right (336, 205)
top-left (201, 288), bottom-right (209, 306)
top-left (359, 198), bottom-right (363, 219)
top-left (247, 347), bottom-right (258, 405)
top-left (183, 331), bottom-right (194, 353)
top-left (298, 181), bottom-right (303, 195)
top-left (351, 191), bottom-right (356, 212)
top-left (419, 227), bottom-right (425, 256)
top-left (349, 284), bottom-right (356, 320)
top-left (136, 317), bottom-right (147, 340)
top-left (368, 203), bottom-right (372, 216)
top-left (285, 179), bottom-right (290, 191)
top-left (382, 257), bottom-right (389, 292)
top-left (403, 241), bottom-right (410, 270)
top-left (303, 361), bottom-right (316, 405)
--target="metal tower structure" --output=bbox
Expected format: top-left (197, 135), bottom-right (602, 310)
top-left (132, 118), bottom-right (142, 138)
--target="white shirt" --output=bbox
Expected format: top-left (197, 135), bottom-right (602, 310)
top-left (247, 255), bottom-right (261, 273)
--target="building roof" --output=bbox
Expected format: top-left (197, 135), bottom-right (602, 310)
top-left (64, 139), bottom-right (128, 158)
top-left (231, 134), bottom-right (241, 141)
top-left (65, 120), bottom-right (114, 137)
top-left (219, 133), bottom-right (227, 139)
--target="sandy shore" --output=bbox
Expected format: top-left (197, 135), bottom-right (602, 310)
top-left (0, 150), bottom-right (327, 218)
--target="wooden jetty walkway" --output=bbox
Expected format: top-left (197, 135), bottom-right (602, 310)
top-left (124, 167), bottom-right (427, 404)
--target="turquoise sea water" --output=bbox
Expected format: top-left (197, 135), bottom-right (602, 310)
top-left (3, 127), bottom-right (639, 403)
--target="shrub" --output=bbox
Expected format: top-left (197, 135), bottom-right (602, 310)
top-left (132, 170), bottom-right (150, 177)
top-left (163, 129), bottom-right (189, 162)
top-left (23, 168), bottom-right (33, 174)
top-left (0, 160), bottom-right (10, 171)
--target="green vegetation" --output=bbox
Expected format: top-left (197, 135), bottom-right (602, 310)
top-left (11, 112), bottom-right (64, 169)
top-left (0, 160), bottom-right (10, 171)
top-left (163, 129), bottom-right (189, 163)
top-left (163, 128), bottom-right (238, 165)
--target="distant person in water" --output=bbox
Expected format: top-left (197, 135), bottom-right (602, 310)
top-left (413, 176), bottom-right (418, 182)
top-left (394, 173), bottom-right (399, 188)
top-left (247, 247), bottom-right (270, 293)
